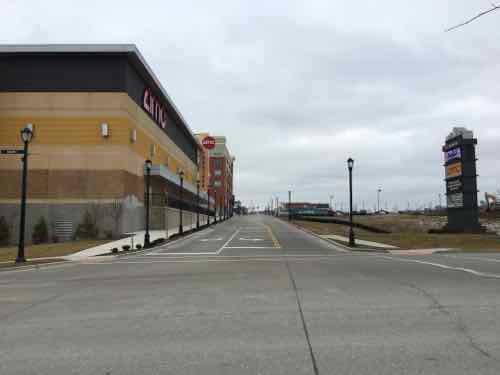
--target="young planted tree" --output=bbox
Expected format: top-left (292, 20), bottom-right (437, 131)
top-left (32, 216), bottom-right (49, 244)
top-left (0, 216), bottom-right (10, 246)
top-left (107, 198), bottom-right (124, 239)
top-left (75, 211), bottom-right (99, 239)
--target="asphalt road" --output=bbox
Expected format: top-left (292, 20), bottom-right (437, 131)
top-left (1, 215), bottom-right (500, 374)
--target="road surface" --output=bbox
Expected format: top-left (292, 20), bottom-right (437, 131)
top-left (1, 215), bottom-right (500, 374)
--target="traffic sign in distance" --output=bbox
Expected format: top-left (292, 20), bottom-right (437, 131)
top-left (202, 136), bottom-right (216, 150)
top-left (0, 149), bottom-right (24, 155)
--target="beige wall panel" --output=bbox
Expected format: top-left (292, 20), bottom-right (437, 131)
top-left (0, 92), bottom-right (199, 184)
top-left (0, 169), bottom-right (143, 200)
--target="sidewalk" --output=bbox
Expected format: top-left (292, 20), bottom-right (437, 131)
top-left (320, 234), bottom-right (399, 249)
top-left (65, 223), bottom-right (199, 260)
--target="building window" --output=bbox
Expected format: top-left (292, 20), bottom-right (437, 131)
top-left (214, 180), bottom-right (221, 187)
top-left (214, 159), bottom-right (222, 169)
top-left (214, 169), bottom-right (221, 176)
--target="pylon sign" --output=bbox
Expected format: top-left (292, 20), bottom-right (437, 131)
top-left (442, 127), bottom-right (484, 233)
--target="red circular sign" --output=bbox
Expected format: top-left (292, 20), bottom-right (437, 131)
top-left (202, 136), bottom-right (216, 149)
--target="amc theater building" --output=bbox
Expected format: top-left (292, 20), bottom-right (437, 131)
top-left (0, 45), bottom-right (211, 242)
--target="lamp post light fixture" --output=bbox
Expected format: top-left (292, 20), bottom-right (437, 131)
top-left (347, 157), bottom-right (355, 247)
top-left (178, 170), bottom-right (184, 235)
top-left (144, 159), bottom-right (152, 248)
top-left (196, 179), bottom-right (200, 229)
top-left (16, 125), bottom-right (34, 263)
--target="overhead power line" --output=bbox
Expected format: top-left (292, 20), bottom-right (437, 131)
top-left (446, 4), bottom-right (500, 32)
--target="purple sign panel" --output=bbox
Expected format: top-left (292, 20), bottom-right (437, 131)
top-left (444, 147), bottom-right (461, 163)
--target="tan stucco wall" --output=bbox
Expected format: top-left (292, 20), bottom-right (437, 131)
top-left (0, 92), bottom-right (198, 185)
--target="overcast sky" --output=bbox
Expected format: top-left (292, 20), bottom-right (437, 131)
top-left (3, 1), bottom-right (500, 210)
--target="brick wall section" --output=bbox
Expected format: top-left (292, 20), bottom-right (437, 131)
top-left (0, 170), bottom-right (144, 201)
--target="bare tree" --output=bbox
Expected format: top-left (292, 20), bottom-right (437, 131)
top-left (446, 4), bottom-right (500, 32)
top-left (8, 211), bottom-right (19, 245)
top-left (88, 200), bottom-right (103, 230)
top-left (107, 198), bottom-right (124, 238)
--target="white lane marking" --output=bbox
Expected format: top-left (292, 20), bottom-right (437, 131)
top-left (146, 228), bottom-right (213, 255)
top-left (378, 255), bottom-right (500, 279)
top-left (238, 238), bottom-right (264, 241)
top-left (223, 246), bottom-right (278, 249)
top-left (146, 252), bottom-right (218, 256)
top-left (85, 255), bottom-right (355, 264)
top-left (134, 254), bottom-right (352, 258)
top-left (200, 238), bottom-right (223, 242)
top-left (217, 228), bottom-right (242, 255)
top-left (444, 254), bottom-right (500, 264)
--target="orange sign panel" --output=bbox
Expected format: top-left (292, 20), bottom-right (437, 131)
top-left (446, 162), bottom-right (462, 179)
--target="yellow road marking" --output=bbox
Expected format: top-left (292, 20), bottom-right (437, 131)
top-left (265, 224), bottom-right (281, 248)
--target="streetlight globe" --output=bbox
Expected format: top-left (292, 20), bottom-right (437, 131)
top-left (347, 157), bottom-right (354, 170)
top-left (20, 126), bottom-right (33, 143)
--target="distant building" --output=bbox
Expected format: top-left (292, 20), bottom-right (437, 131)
top-left (284, 202), bottom-right (330, 216)
top-left (195, 133), bottom-right (211, 192)
top-left (208, 136), bottom-right (235, 218)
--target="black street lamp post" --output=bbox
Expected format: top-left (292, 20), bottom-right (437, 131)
top-left (144, 160), bottom-right (152, 248)
top-left (288, 190), bottom-right (292, 221)
top-left (196, 179), bottom-right (200, 229)
top-left (208, 188), bottom-right (211, 225)
top-left (225, 193), bottom-right (228, 220)
top-left (179, 170), bottom-right (184, 235)
top-left (347, 158), bottom-right (355, 247)
top-left (214, 190), bottom-right (218, 224)
top-left (16, 126), bottom-right (33, 263)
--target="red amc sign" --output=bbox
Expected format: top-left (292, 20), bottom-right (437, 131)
top-left (143, 88), bottom-right (167, 129)
top-left (202, 136), bottom-right (216, 149)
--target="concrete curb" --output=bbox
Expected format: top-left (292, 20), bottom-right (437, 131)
top-left (0, 259), bottom-right (71, 273)
top-left (279, 218), bottom-right (389, 253)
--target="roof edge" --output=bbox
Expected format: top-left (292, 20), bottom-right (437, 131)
top-left (0, 44), bottom-right (198, 146)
